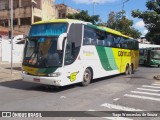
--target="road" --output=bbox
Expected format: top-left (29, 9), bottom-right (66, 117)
top-left (0, 66), bottom-right (160, 120)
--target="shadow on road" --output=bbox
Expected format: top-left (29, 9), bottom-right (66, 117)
top-left (0, 74), bottom-right (123, 92)
top-left (139, 65), bottom-right (159, 68)
top-left (0, 79), bottom-right (79, 93)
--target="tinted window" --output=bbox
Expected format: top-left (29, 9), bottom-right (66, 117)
top-left (65, 24), bottom-right (82, 65)
top-left (140, 49), bottom-right (144, 55)
top-left (113, 36), bottom-right (121, 48)
top-left (103, 34), bottom-right (114, 47)
top-left (83, 26), bottom-right (96, 45)
top-left (120, 37), bottom-right (128, 49)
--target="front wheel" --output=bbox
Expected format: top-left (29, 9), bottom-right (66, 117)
top-left (81, 68), bottom-right (92, 86)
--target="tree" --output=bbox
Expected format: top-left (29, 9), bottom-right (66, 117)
top-left (132, 0), bottom-right (160, 44)
top-left (106, 11), bottom-right (141, 38)
top-left (67, 10), bottom-right (100, 24)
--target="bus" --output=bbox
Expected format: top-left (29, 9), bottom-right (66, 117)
top-left (139, 43), bottom-right (160, 67)
top-left (21, 19), bottom-right (139, 86)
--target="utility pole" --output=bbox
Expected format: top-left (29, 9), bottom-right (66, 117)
top-left (10, 0), bottom-right (13, 74)
top-left (122, 0), bottom-right (129, 18)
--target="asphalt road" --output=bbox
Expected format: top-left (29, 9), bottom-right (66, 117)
top-left (0, 66), bottom-right (160, 120)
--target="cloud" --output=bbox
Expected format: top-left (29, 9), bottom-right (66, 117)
top-left (134, 20), bottom-right (148, 36)
top-left (143, 29), bottom-right (148, 35)
top-left (72, 0), bottom-right (118, 4)
top-left (134, 20), bottom-right (145, 29)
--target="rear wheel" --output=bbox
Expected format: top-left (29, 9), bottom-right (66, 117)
top-left (125, 65), bottom-right (129, 75)
top-left (128, 65), bottom-right (132, 74)
top-left (131, 64), bottom-right (134, 74)
top-left (81, 68), bottom-right (92, 86)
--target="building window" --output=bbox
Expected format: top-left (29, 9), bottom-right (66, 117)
top-left (62, 13), bottom-right (66, 18)
top-left (21, 17), bottom-right (31, 25)
top-left (34, 0), bottom-right (42, 9)
top-left (21, 0), bottom-right (31, 7)
top-left (13, 19), bottom-right (18, 26)
top-left (0, 0), bottom-right (9, 10)
top-left (0, 19), bottom-right (8, 27)
top-left (13, 0), bottom-right (19, 8)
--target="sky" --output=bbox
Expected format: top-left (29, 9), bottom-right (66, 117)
top-left (55, 0), bottom-right (148, 36)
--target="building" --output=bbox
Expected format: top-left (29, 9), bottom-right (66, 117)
top-left (55, 4), bottom-right (79, 19)
top-left (0, 0), bottom-right (55, 35)
top-left (137, 37), bottom-right (151, 44)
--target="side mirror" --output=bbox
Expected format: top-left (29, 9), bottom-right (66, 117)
top-left (57, 33), bottom-right (67, 50)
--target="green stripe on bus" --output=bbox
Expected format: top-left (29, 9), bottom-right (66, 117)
top-left (104, 48), bottom-right (118, 70)
top-left (38, 67), bottom-right (58, 74)
top-left (96, 46), bottom-right (112, 71)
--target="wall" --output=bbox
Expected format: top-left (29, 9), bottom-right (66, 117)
top-left (1, 35), bottom-right (24, 63)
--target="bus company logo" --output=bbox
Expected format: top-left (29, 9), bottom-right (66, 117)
top-left (2, 112), bottom-right (11, 117)
top-left (118, 51), bottom-right (131, 57)
top-left (68, 71), bottom-right (79, 82)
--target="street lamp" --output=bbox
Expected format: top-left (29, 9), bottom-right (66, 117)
top-left (122, 0), bottom-right (129, 17)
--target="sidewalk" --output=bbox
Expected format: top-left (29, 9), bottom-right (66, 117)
top-left (0, 61), bottom-right (22, 82)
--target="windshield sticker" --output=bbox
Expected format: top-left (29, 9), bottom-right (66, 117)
top-left (68, 72), bottom-right (79, 82)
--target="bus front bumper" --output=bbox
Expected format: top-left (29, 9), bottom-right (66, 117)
top-left (21, 73), bottom-right (63, 86)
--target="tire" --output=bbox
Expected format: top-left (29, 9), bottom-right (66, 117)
top-left (125, 65), bottom-right (129, 75)
top-left (144, 60), bottom-right (147, 66)
top-left (131, 64), bottom-right (134, 74)
top-left (81, 68), bottom-right (92, 86)
top-left (158, 65), bottom-right (160, 68)
top-left (128, 65), bottom-right (132, 75)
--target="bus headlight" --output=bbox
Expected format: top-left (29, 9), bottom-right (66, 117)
top-left (48, 72), bottom-right (61, 77)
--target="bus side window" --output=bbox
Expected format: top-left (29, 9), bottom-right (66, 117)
top-left (96, 29), bottom-right (105, 46)
top-left (114, 36), bottom-right (121, 48)
top-left (140, 50), bottom-right (144, 55)
top-left (104, 34), bottom-right (114, 47)
top-left (65, 42), bottom-right (74, 65)
top-left (120, 37), bottom-right (128, 49)
top-left (83, 26), bottom-right (95, 45)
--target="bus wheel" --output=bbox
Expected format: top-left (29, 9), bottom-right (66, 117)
top-left (82, 68), bottom-right (92, 86)
top-left (128, 65), bottom-right (132, 74)
top-left (125, 65), bottom-right (129, 75)
top-left (131, 64), bottom-right (134, 74)
top-left (158, 65), bottom-right (160, 68)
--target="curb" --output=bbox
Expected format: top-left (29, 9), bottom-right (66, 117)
top-left (153, 75), bottom-right (160, 80)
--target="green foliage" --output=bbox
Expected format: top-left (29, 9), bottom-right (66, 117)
top-left (67, 10), bottom-right (100, 24)
top-left (132, 0), bottom-right (160, 44)
top-left (106, 11), bottom-right (141, 38)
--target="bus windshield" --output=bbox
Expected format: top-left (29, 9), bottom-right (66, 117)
top-left (23, 37), bottom-right (63, 67)
top-left (152, 50), bottom-right (160, 60)
top-left (29, 23), bottom-right (67, 37)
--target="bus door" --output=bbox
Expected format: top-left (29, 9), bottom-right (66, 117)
top-left (63, 23), bottom-right (83, 83)
top-left (147, 50), bottom-right (151, 64)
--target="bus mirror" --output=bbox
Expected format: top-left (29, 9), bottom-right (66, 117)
top-left (57, 33), bottom-right (67, 50)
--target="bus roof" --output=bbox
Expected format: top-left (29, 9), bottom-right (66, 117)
top-left (139, 43), bottom-right (160, 49)
top-left (33, 19), bottom-right (133, 39)
top-left (33, 19), bottom-right (89, 25)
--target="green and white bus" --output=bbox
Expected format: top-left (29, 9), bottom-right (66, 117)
top-left (139, 43), bottom-right (160, 67)
top-left (22, 19), bottom-right (139, 86)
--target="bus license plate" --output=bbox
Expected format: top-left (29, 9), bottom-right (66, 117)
top-left (33, 78), bottom-right (40, 82)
